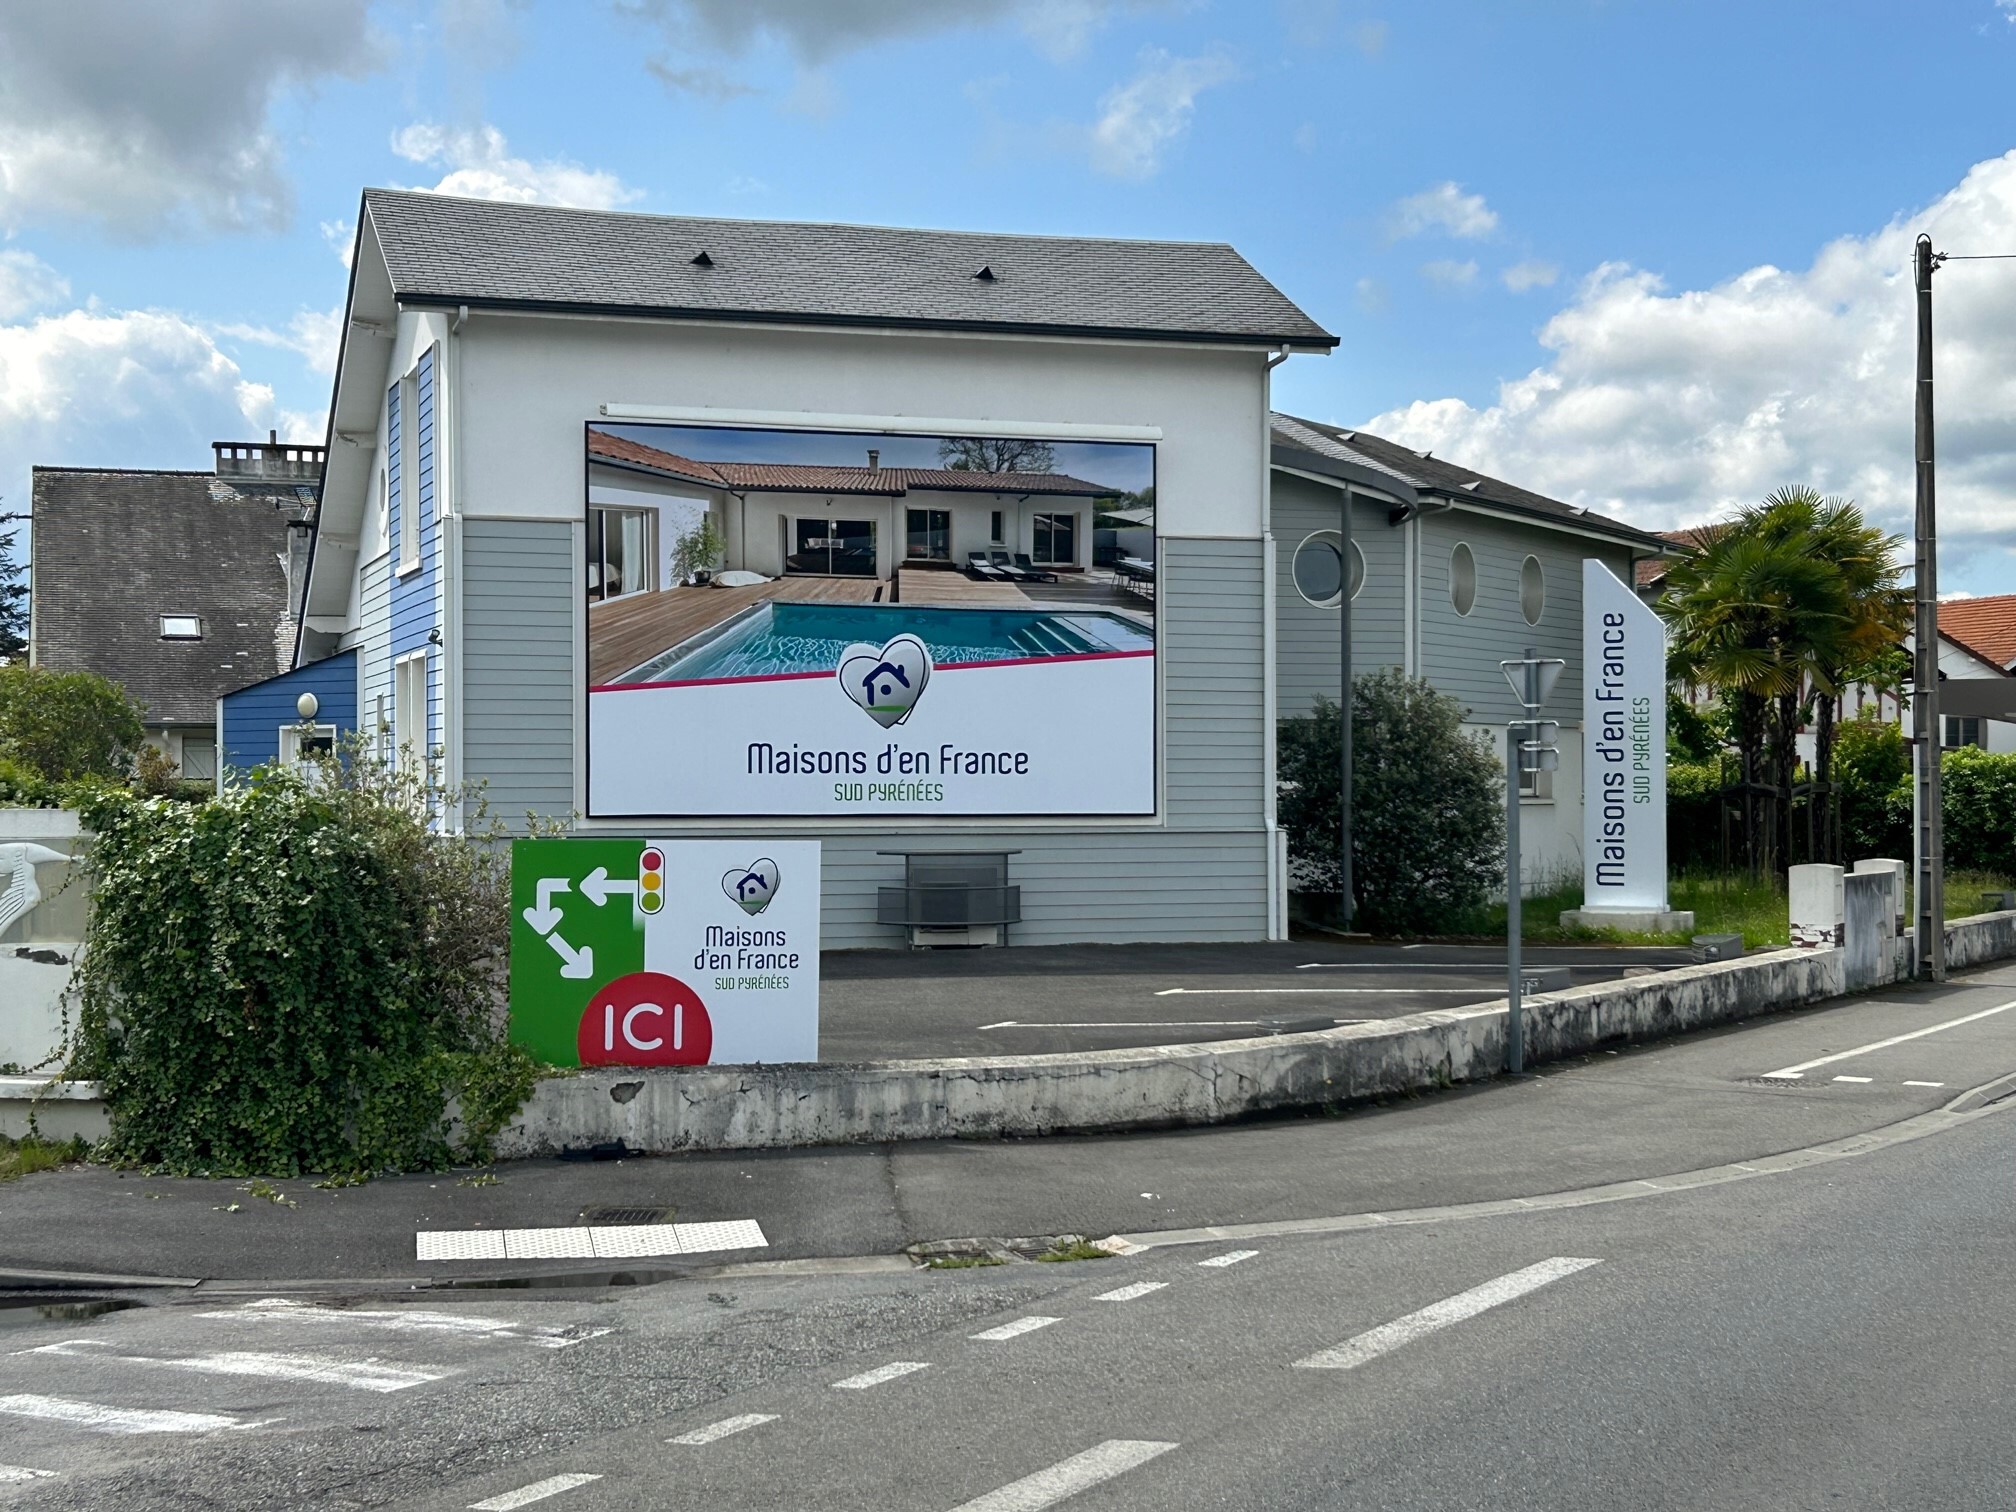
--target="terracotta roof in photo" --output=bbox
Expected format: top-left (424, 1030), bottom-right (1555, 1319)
top-left (1635, 525), bottom-right (1727, 588)
top-left (1269, 413), bottom-right (1670, 552)
top-left (1939, 594), bottom-right (2016, 669)
top-left (588, 430), bottom-right (1121, 497)
top-left (361, 188), bottom-right (1336, 348)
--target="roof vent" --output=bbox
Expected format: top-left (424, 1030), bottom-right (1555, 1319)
top-left (973, 264), bottom-right (997, 282)
top-left (1415, 448), bottom-right (1433, 460)
top-left (1461, 480), bottom-right (1481, 492)
top-left (1340, 432), bottom-right (1357, 443)
top-left (690, 250), bottom-right (715, 267)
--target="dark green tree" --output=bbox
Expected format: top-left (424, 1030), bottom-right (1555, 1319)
top-left (0, 664), bottom-right (147, 781)
top-left (0, 512), bottom-right (26, 660)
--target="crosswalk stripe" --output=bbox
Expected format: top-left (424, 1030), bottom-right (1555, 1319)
top-left (0, 1464), bottom-right (56, 1483)
top-left (28, 1340), bottom-right (451, 1393)
top-left (418, 1219), bottom-right (767, 1262)
top-left (1294, 1256), bottom-right (1603, 1370)
top-left (832, 1361), bottom-right (930, 1390)
top-left (468, 1472), bottom-right (601, 1510)
top-left (948, 1440), bottom-right (1178, 1511)
top-left (0, 1394), bottom-right (265, 1435)
top-left (669, 1413), bottom-right (778, 1445)
top-left (199, 1299), bottom-right (608, 1348)
top-left (1092, 1281), bottom-right (1167, 1302)
top-left (1197, 1250), bottom-right (1259, 1268)
top-left (970, 1316), bottom-right (1060, 1342)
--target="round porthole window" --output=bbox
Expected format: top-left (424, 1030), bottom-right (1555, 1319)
top-left (1292, 532), bottom-right (1365, 607)
top-left (1520, 554), bottom-right (1546, 625)
top-left (1449, 542), bottom-right (1477, 616)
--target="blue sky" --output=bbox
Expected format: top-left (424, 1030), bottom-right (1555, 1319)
top-left (5, 0), bottom-right (2016, 589)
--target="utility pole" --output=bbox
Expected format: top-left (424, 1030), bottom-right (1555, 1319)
top-left (1500, 648), bottom-right (1563, 1074)
top-left (1913, 234), bottom-right (1945, 982)
top-left (1339, 488), bottom-right (1354, 929)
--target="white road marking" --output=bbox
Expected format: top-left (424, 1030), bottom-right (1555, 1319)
top-left (832, 1361), bottom-right (931, 1390)
top-left (1153, 987), bottom-right (1486, 997)
top-left (970, 1316), bottom-right (1061, 1341)
top-left (669, 1413), bottom-right (777, 1445)
top-left (1833, 1075), bottom-right (1873, 1084)
top-left (201, 1299), bottom-right (609, 1348)
top-left (1197, 1250), bottom-right (1259, 1268)
top-left (468, 1473), bottom-right (602, 1510)
top-left (978, 1019), bottom-right (1344, 1030)
top-left (417, 1219), bottom-right (766, 1263)
top-left (1093, 1282), bottom-right (1168, 1302)
top-left (1905, 1080), bottom-right (1947, 1087)
top-left (1293, 1257), bottom-right (1603, 1370)
top-left (27, 1341), bottom-right (449, 1393)
top-left (1760, 998), bottom-right (2016, 1079)
top-left (0, 1394), bottom-right (266, 1435)
top-left (948, 1440), bottom-right (1178, 1511)
top-left (0, 1464), bottom-right (55, 1483)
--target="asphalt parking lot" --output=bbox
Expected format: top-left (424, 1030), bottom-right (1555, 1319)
top-left (818, 937), bottom-right (1699, 1058)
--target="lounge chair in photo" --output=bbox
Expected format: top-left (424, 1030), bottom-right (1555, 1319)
top-left (1011, 553), bottom-right (1060, 582)
top-left (965, 551), bottom-right (1008, 580)
top-left (988, 551), bottom-right (1034, 581)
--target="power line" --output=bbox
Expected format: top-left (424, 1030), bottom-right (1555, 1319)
top-left (1938, 252), bottom-right (2016, 261)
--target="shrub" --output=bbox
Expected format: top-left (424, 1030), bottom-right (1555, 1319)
top-left (1834, 713), bottom-right (1909, 861)
top-left (0, 664), bottom-right (147, 782)
top-left (67, 750), bottom-right (535, 1176)
top-left (1280, 669), bottom-right (1505, 935)
top-left (1935, 747), bottom-right (2016, 875)
top-left (0, 756), bottom-right (50, 807)
top-left (1666, 758), bottom-right (1729, 870)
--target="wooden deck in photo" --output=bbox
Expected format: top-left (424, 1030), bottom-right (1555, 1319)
top-left (892, 565), bottom-right (1029, 606)
top-left (589, 576), bottom-right (880, 686)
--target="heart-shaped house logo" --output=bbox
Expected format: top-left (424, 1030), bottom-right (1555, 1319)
top-left (721, 858), bottom-right (782, 915)
top-left (837, 634), bottom-right (932, 728)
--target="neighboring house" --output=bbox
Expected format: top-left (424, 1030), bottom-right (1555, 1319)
top-left (291, 188), bottom-right (1336, 946)
top-left (29, 438), bottom-right (322, 781)
top-left (1938, 594), bottom-right (2016, 674)
top-left (1268, 415), bottom-right (1670, 886)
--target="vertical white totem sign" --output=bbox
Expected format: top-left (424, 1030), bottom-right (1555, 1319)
top-left (1578, 559), bottom-right (1687, 930)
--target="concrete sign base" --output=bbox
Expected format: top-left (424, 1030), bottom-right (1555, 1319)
top-left (1559, 907), bottom-right (1696, 934)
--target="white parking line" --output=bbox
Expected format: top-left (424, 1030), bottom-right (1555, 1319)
top-left (468, 1473), bottom-right (601, 1510)
top-left (979, 1019), bottom-right (1345, 1031)
top-left (832, 1361), bottom-right (931, 1390)
top-left (417, 1219), bottom-right (766, 1263)
top-left (1198, 1250), bottom-right (1259, 1268)
top-left (1294, 1257), bottom-right (1602, 1370)
top-left (1833, 1075), bottom-right (1873, 1084)
top-left (0, 1394), bottom-right (266, 1435)
top-left (26, 1340), bottom-right (450, 1393)
top-left (1154, 987), bottom-right (1486, 997)
top-left (971, 1316), bottom-right (1061, 1341)
top-left (1093, 1282), bottom-right (1168, 1302)
top-left (669, 1413), bottom-right (777, 1445)
top-left (0, 1464), bottom-right (55, 1483)
top-left (948, 1440), bottom-right (1178, 1512)
top-left (1905, 1080), bottom-right (1946, 1088)
top-left (1760, 998), bottom-right (2016, 1079)
top-left (200, 1299), bottom-right (608, 1348)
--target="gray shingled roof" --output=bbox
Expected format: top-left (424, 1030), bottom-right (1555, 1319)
top-left (30, 469), bottom-right (309, 725)
top-left (362, 189), bottom-right (1337, 348)
top-left (1270, 413), bottom-right (1669, 550)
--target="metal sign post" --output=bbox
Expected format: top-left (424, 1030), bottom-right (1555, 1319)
top-left (1500, 648), bottom-right (1563, 1074)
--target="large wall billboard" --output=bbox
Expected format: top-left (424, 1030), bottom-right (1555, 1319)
top-left (583, 421), bottom-right (1157, 818)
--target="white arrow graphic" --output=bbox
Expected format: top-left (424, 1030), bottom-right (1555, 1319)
top-left (546, 931), bottom-right (594, 978)
top-left (521, 877), bottom-right (571, 936)
top-left (579, 866), bottom-right (640, 909)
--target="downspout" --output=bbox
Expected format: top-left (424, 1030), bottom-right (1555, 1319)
top-left (1261, 346), bottom-right (1290, 941)
top-left (443, 305), bottom-right (468, 829)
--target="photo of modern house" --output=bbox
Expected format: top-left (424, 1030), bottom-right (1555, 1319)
top-left (584, 421), bottom-right (1154, 688)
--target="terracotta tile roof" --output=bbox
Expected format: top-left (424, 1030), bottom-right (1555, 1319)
top-left (1939, 594), bottom-right (2016, 669)
top-left (588, 430), bottom-right (1120, 497)
top-left (1634, 525), bottom-right (1726, 588)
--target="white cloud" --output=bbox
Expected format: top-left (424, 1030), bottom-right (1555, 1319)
top-left (644, 59), bottom-right (759, 98)
top-left (0, 252), bottom-right (69, 321)
top-left (1421, 258), bottom-right (1479, 288)
top-left (216, 304), bottom-right (344, 379)
top-left (1388, 181), bottom-right (1499, 240)
top-left (619, 0), bottom-right (1155, 63)
top-left (320, 218), bottom-right (357, 269)
top-left (2000, 0), bottom-right (2016, 22)
top-left (1088, 49), bottom-right (1239, 180)
top-left (391, 124), bottom-right (643, 210)
top-left (0, 1), bottom-right (380, 239)
top-left (1360, 150), bottom-right (2016, 571)
top-left (1502, 259), bottom-right (1560, 292)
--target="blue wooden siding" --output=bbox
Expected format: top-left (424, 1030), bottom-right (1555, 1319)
top-left (388, 347), bottom-right (441, 756)
top-left (219, 650), bottom-right (358, 774)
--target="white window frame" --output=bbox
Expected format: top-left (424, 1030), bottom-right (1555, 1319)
top-left (159, 614), bottom-right (203, 640)
top-left (394, 650), bottom-right (428, 778)
top-left (1518, 764), bottom-right (1555, 803)
top-left (178, 736), bottom-right (218, 782)
top-left (396, 371), bottom-right (421, 577)
top-left (279, 724), bottom-right (338, 767)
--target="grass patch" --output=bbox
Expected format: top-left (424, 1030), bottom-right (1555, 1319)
top-left (1035, 1238), bottom-right (1112, 1264)
top-left (0, 1135), bottom-right (87, 1182)
top-left (924, 1253), bottom-right (1008, 1270)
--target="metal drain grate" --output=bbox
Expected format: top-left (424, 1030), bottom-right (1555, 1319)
top-left (576, 1205), bottom-right (675, 1226)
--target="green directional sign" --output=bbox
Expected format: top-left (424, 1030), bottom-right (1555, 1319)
top-left (508, 839), bottom-right (647, 1066)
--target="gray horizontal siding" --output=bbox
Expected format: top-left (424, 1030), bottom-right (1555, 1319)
top-left (1419, 512), bottom-right (1633, 723)
top-left (463, 518), bottom-right (576, 823)
top-left (1273, 474), bottom-right (1405, 717)
top-left (456, 521), bottom-right (1271, 944)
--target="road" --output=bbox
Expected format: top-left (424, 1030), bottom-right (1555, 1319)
top-left (5, 971), bottom-right (2016, 1508)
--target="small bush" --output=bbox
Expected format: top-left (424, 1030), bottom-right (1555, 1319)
top-left (67, 749), bottom-right (536, 1177)
top-left (1834, 713), bottom-right (1909, 861)
top-left (1934, 748), bottom-right (2016, 875)
top-left (0, 664), bottom-right (147, 782)
top-left (1666, 758), bottom-right (1729, 870)
top-left (0, 756), bottom-right (50, 807)
top-left (1280, 669), bottom-right (1505, 935)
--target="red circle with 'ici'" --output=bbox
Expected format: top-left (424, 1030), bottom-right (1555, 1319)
top-left (576, 971), bottom-right (713, 1066)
